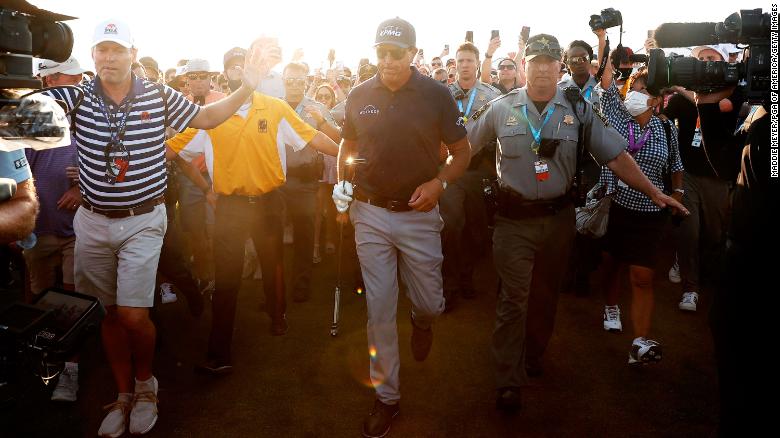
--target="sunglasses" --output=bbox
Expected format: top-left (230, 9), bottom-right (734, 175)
top-left (316, 94), bottom-right (333, 101)
top-left (186, 73), bottom-right (211, 80)
top-left (567, 56), bottom-right (589, 65)
top-left (284, 78), bottom-right (307, 86)
top-left (432, 62), bottom-right (442, 67)
top-left (498, 64), bottom-right (516, 70)
top-left (376, 47), bottom-right (407, 60)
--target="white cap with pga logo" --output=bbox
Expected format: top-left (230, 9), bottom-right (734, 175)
top-left (92, 19), bottom-right (134, 48)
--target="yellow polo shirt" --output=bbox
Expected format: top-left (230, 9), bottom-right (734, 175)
top-left (167, 92), bottom-right (317, 196)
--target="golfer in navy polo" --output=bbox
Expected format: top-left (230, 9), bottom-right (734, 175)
top-left (332, 17), bottom-right (471, 438)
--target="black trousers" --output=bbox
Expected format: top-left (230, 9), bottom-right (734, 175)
top-left (209, 192), bottom-right (285, 362)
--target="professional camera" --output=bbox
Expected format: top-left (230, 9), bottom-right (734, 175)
top-left (1, 1), bottom-right (75, 144)
top-left (647, 8), bottom-right (771, 103)
top-left (589, 8), bottom-right (623, 31)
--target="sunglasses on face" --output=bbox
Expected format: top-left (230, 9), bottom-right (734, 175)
top-left (316, 94), bottom-right (332, 101)
top-left (432, 62), bottom-right (442, 67)
top-left (567, 56), bottom-right (589, 65)
top-left (376, 47), bottom-right (407, 60)
top-left (498, 64), bottom-right (516, 70)
top-left (284, 78), bottom-right (307, 86)
top-left (186, 73), bottom-right (210, 80)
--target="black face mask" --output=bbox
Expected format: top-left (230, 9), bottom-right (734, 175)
top-left (228, 79), bottom-right (243, 92)
top-left (617, 68), bottom-right (633, 81)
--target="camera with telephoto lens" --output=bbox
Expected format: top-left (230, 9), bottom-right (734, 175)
top-left (647, 8), bottom-right (771, 104)
top-left (1, 1), bottom-right (75, 140)
top-left (589, 8), bottom-right (623, 31)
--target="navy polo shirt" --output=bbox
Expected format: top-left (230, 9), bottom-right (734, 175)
top-left (342, 67), bottom-right (466, 200)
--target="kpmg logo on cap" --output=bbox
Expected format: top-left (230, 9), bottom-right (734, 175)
top-left (379, 26), bottom-right (403, 38)
top-left (104, 24), bottom-right (118, 34)
top-left (359, 105), bottom-right (380, 116)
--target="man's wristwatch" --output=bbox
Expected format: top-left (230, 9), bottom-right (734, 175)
top-left (437, 176), bottom-right (448, 190)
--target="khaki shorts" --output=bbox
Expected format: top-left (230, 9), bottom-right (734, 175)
top-left (23, 234), bottom-right (76, 294)
top-left (73, 204), bottom-right (167, 307)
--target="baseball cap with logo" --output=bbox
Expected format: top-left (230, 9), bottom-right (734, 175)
top-left (524, 34), bottom-right (563, 61)
top-left (38, 57), bottom-right (87, 77)
top-left (223, 47), bottom-right (247, 68)
top-left (92, 19), bottom-right (134, 48)
top-left (374, 17), bottom-right (416, 49)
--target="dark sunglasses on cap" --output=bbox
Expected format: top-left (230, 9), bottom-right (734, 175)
top-left (498, 64), bottom-right (516, 70)
top-left (284, 78), bottom-right (307, 86)
top-left (376, 47), bottom-right (407, 61)
top-left (186, 73), bottom-right (211, 80)
top-left (567, 56), bottom-right (589, 65)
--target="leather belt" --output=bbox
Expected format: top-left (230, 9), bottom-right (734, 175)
top-left (82, 196), bottom-right (165, 219)
top-left (496, 188), bottom-right (571, 219)
top-left (354, 190), bottom-right (413, 212)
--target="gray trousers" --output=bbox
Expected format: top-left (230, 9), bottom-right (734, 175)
top-left (492, 206), bottom-right (575, 389)
top-left (350, 200), bottom-right (445, 404)
top-left (677, 172), bottom-right (730, 292)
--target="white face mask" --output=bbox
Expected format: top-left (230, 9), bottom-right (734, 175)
top-left (624, 91), bottom-right (652, 117)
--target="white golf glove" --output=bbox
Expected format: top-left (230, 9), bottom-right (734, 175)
top-left (332, 181), bottom-right (354, 213)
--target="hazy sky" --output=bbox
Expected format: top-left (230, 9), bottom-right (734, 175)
top-left (32, 0), bottom-right (745, 73)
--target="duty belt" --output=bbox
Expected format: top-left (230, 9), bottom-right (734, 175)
top-left (496, 188), bottom-right (571, 219)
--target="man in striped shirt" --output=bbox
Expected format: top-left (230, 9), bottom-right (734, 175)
top-left (47, 19), bottom-right (271, 437)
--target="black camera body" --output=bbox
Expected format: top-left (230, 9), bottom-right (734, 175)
top-left (647, 8), bottom-right (771, 104)
top-left (0, 1), bottom-right (75, 90)
top-left (589, 8), bottom-right (623, 31)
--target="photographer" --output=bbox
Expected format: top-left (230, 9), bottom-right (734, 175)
top-left (662, 45), bottom-right (744, 313)
top-left (594, 27), bottom-right (684, 364)
top-left (697, 87), bottom-right (774, 436)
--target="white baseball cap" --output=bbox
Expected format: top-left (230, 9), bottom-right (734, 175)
top-left (92, 19), bottom-right (134, 48)
top-left (185, 59), bottom-right (213, 74)
top-left (38, 57), bottom-right (87, 77)
top-left (691, 45), bottom-right (728, 62)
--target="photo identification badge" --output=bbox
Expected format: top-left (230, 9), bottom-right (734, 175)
top-left (534, 160), bottom-right (550, 182)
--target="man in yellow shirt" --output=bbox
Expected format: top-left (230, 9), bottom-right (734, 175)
top-left (167, 42), bottom-right (339, 374)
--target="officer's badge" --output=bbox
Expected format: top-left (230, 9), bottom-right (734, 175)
top-left (479, 94), bottom-right (487, 102)
top-left (258, 119), bottom-right (268, 133)
top-left (506, 115), bottom-right (518, 126)
top-left (563, 115), bottom-right (574, 125)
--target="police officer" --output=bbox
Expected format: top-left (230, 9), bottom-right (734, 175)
top-left (280, 62), bottom-right (341, 302)
top-left (441, 42), bottom-right (500, 309)
top-left (332, 17), bottom-right (471, 438)
top-left (466, 34), bottom-right (687, 412)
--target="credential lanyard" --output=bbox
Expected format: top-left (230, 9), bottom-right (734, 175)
top-left (457, 88), bottom-right (478, 122)
top-left (521, 105), bottom-right (555, 148)
top-left (627, 122), bottom-right (651, 155)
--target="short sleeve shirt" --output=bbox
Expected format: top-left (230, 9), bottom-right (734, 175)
top-left (467, 87), bottom-right (626, 201)
top-left (596, 82), bottom-right (684, 212)
top-left (342, 67), bottom-right (467, 200)
top-left (46, 74), bottom-right (200, 210)
top-left (167, 92), bottom-right (317, 196)
top-left (0, 149), bottom-right (31, 183)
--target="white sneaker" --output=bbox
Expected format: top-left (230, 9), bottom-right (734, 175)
top-left (51, 363), bottom-right (78, 402)
top-left (668, 255), bottom-right (681, 284)
top-left (628, 337), bottom-right (662, 364)
top-left (98, 393), bottom-right (132, 437)
top-left (679, 291), bottom-right (699, 312)
top-left (603, 305), bottom-right (622, 332)
top-left (129, 376), bottom-right (159, 435)
top-left (160, 282), bottom-right (177, 304)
